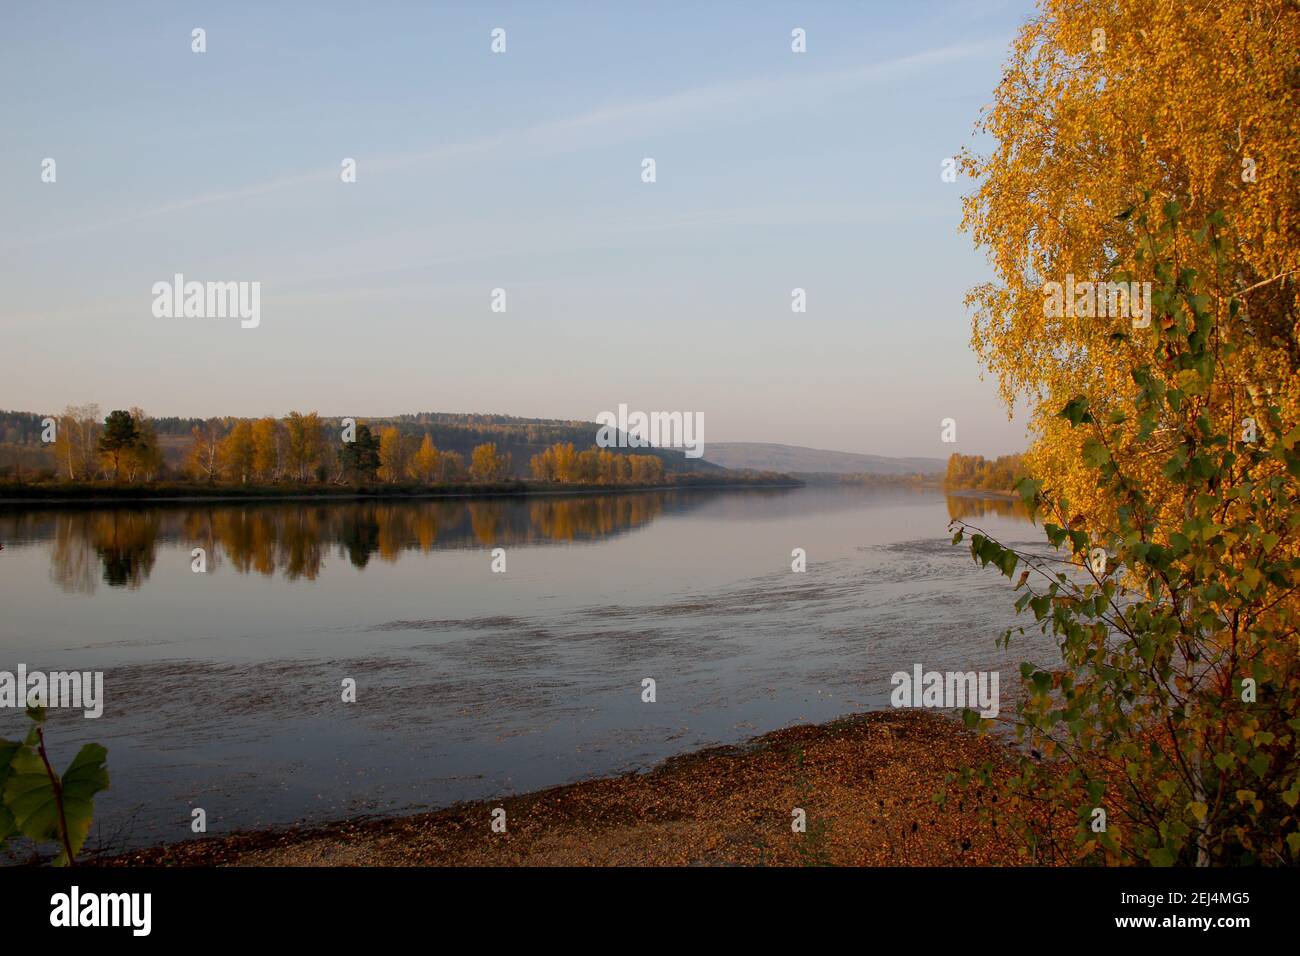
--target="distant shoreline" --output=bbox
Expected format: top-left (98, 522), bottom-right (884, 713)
top-left (0, 476), bottom-right (803, 507)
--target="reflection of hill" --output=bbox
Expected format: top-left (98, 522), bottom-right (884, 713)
top-left (2, 490), bottom-right (749, 588)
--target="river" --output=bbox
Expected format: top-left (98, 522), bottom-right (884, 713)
top-left (0, 485), bottom-right (1046, 856)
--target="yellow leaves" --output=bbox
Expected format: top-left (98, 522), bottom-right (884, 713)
top-left (1234, 789), bottom-right (1265, 814)
top-left (529, 442), bottom-right (663, 486)
top-left (962, 0), bottom-right (1300, 533)
top-left (1175, 368), bottom-right (1205, 395)
top-left (218, 420), bottom-right (256, 483)
top-left (1188, 800), bottom-right (1208, 822)
top-left (376, 426), bottom-right (402, 482)
top-left (469, 442), bottom-right (511, 482)
top-left (411, 434), bottom-right (439, 483)
top-left (283, 411), bottom-right (326, 481)
top-left (250, 417), bottom-right (282, 480)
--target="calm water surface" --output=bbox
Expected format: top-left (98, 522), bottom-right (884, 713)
top-left (0, 486), bottom-right (1046, 855)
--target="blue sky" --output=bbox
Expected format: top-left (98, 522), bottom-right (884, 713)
top-left (0, 0), bottom-right (1035, 457)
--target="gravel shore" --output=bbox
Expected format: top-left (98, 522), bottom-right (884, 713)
top-left (98, 710), bottom-right (1026, 867)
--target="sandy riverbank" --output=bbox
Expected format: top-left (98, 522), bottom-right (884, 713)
top-left (96, 710), bottom-right (1029, 867)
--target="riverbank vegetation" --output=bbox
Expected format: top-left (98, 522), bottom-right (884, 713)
top-left (948, 0), bottom-right (1300, 866)
top-left (0, 409), bottom-right (731, 488)
top-left (942, 453), bottom-right (1026, 495)
top-left (0, 409), bottom-right (794, 499)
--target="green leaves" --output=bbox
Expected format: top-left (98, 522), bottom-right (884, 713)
top-left (60, 744), bottom-right (111, 865)
top-left (1147, 846), bottom-right (1176, 867)
top-left (1014, 475), bottom-right (1042, 508)
top-left (1059, 395), bottom-right (1093, 427)
top-left (0, 739), bottom-right (19, 843)
top-left (5, 748), bottom-right (65, 843)
top-left (945, 204), bottom-right (1300, 867)
top-left (999, 550), bottom-right (1019, 578)
top-left (4, 743), bottom-right (109, 867)
top-left (969, 533), bottom-right (1019, 579)
top-left (0, 713), bottom-right (109, 866)
top-left (1081, 438), bottom-right (1111, 468)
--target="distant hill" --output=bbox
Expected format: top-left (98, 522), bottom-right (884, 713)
top-left (702, 442), bottom-right (945, 476)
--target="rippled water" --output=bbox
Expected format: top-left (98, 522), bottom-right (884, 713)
top-left (0, 486), bottom-right (1046, 855)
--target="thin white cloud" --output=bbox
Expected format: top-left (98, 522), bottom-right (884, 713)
top-left (11, 38), bottom-right (999, 251)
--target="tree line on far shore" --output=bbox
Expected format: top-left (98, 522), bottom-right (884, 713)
top-left (942, 452), bottom-right (1025, 494)
top-left (528, 442), bottom-right (665, 484)
top-left (6, 406), bottom-right (686, 487)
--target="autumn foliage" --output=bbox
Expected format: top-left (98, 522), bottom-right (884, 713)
top-left (943, 453), bottom-right (1025, 494)
top-left (529, 442), bottom-right (666, 485)
top-left (950, 0), bottom-right (1300, 866)
top-left (951, 203), bottom-right (1300, 866)
top-left (959, 0), bottom-right (1299, 527)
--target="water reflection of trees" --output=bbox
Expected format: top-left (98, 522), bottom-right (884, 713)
top-left (11, 492), bottom-right (679, 590)
top-left (45, 511), bottom-right (161, 592)
top-left (944, 494), bottom-right (1033, 522)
